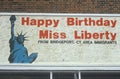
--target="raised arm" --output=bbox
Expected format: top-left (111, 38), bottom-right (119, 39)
top-left (10, 15), bottom-right (16, 38)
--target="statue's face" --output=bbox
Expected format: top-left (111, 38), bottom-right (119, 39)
top-left (17, 35), bottom-right (24, 44)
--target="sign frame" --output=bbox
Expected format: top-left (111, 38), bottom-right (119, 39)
top-left (0, 13), bottom-right (120, 70)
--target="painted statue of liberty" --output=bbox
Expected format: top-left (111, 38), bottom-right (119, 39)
top-left (8, 15), bottom-right (38, 63)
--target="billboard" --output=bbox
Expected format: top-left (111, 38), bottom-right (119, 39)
top-left (0, 13), bottom-right (119, 66)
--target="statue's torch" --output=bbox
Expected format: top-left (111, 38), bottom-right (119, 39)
top-left (10, 15), bottom-right (16, 24)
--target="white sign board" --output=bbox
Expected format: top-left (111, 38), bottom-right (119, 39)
top-left (0, 13), bottom-right (120, 67)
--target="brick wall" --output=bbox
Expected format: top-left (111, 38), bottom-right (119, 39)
top-left (0, 0), bottom-right (120, 13)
